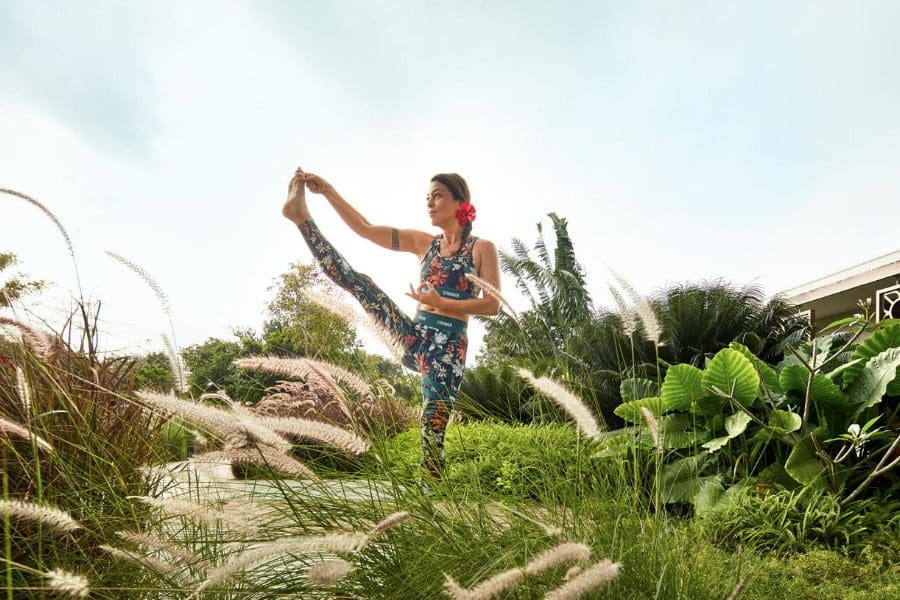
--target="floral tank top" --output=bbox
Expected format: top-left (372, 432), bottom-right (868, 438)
top-left (419, 234), bottom-right (481, 300)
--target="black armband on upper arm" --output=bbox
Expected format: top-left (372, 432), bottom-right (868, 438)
top-left (390, 228), bottom-right (400, 250)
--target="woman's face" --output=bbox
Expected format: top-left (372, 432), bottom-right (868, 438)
top-left (426, 181), bottom-right (458, 227)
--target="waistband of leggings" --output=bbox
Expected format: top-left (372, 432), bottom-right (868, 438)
top-left (415, 310), bottom-right (467, 334)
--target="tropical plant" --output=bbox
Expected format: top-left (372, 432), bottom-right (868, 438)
top-left (601, 310), bottom-right (900, 509)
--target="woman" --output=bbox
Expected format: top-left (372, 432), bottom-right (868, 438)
top-left (282, 167), bottom-right (501, 487)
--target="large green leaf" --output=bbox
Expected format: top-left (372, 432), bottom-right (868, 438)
top-left (660, 364), bottom-right (704, 411)
top-left (660, 454), bottom-right (710, 504)
top-left (779, 365), bottom-right (847, 412)
top-left (702, 411), bottom-right (752, 453)
top-left (620, 377), bottom-right (659, 402)
top-left (613, 396), bottom-right (667, 424)
top-left (848, 347), bottom-right (900, 417)
top-left (702, 348), bottom-right (759, 408)
top-left (842, 322), bottom-right (900, 395)
top-left (729, 341), bottom-right (781, 396)
top-left (768, 410), bottom-right (802, 435)
top-left (658, 413), bottom-right (710, 449)
top-left (693, 476), bottom-right (725, 516)
top-left (785, 432), bottom-right (828, 489)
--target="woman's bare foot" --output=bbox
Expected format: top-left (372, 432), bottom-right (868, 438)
top-left (282, 167), bottom-right (311, 224)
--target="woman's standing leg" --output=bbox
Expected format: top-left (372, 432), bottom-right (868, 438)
top-left (417, 325), bottom-right (468, 480)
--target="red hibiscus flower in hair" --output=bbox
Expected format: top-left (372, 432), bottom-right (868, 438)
top-left (455, 201), bottom-right (476, 226)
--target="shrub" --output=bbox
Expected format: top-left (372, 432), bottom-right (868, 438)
top-left (363, 422), bottom-right (607, 499)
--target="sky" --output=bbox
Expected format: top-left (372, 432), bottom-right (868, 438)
top-left (1, 0), bottom-right (899, 361)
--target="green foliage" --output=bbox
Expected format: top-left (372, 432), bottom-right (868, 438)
top-left (133, 351), bottom-right (175, 392)
top-left (596, 316), bottom-right (900, 508)
top-left (183, 331), bottom-right (277, 402)
top-left (0, 251), bottom-right (44, 307)
top-left (699, 487), bottom-right (900, 557)
top-left (362, 422), bottom-right (604, 499)
top-left (264, 261), bottom-right (359, 359)
top-left (456, 364), bottom-right (533, 422)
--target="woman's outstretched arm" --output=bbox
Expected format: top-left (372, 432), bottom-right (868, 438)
top-left (302, 172), bottom-right (432, 255)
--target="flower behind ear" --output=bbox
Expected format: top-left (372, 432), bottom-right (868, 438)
top-left (455, 201), bottom-right (476, 225)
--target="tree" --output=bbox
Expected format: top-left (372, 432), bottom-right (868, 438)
top-left (1, 252), bottom-right (44, 308)
top-left (478, 213), bottom-right (593, 368)
top-left (182, 330), bottom-right (275, 402)
top-left (263, 262), bottom-right (359, 360)
top-left (133, 351), bottom-right (176, 392)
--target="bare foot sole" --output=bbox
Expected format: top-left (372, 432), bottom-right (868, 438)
top-left (282, 167), bottom-right (310, 224)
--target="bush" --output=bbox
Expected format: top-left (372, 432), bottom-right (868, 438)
top-left (363, 422), bottom-right (607, 499)
top-left (699, 486), bottom-right (900, 557)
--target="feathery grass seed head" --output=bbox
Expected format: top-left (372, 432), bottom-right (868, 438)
top-left (522, 542), bottom-right (591, 576)
top-left (43, 568), bottom-right (90, 598)
top-left (259, 416), bottom-right (370, 455)
top-left (370, 511), bottom-right (410, 535)
top-left (0, 500), bottom-right (79, 533)
top-left (193, 533), bottom-right (369, 594)
top-left (0, 317), bottom-right (50, 358)
top-left (0, 417), bottom-right (53, 452)
top-left (545, 559), bottom-right (620, 600)
top-left (517, 369), bottom-right (601, 440)
top-left (307, 558), bottom-right (354, 586)
top-left (640, 406), bottom-right (661, 451)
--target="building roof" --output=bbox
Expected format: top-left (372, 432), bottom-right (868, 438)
top-left (783, 249), bottom-right (900, 305)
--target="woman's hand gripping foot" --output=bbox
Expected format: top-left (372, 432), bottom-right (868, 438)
top-left (282, 166), bottom-right (311, 225)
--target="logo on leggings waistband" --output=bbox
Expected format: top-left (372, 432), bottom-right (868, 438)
top-left (437, 320), bottom-right (453, 328)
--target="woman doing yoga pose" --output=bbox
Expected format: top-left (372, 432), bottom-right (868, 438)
top-left (282, 167), bottom-right (501, 485)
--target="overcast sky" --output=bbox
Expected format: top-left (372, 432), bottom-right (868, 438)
top-left (2, 0), bottom-right (899, 360)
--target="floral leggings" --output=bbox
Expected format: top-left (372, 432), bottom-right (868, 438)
top-left (297, 219), bottom-right (468, 479)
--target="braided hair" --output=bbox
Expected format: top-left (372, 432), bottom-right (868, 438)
top-left (430, 173), bottom-right (473, 244)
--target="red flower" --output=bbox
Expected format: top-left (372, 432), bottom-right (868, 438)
top-left (417, 354), bottom-right (430, 375)
top-left (427, 257), bottom-right (447, 286)
top-left (455, 201), bottom-right (476, 226)
top-left (431, 401), bottom-right (449, 431)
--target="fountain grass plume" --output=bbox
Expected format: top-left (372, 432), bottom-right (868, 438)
top-left (522, 542), bottom-right (591, 576)
top-left (235, 355), bottom-right (312, 380)
top-left (1, 188), bottom-right (83, 298)
top-left (117, 530), bottom-right (201, 564)
top-left (191, 532), bottom-right (369, 595)
top-left (307, 558), bottom-right (354, 586)
top-left (370, 511), bottom-right (410, 535)
top-left (43, 568), bottom-right (90, 599)
top-left (128, 495), bottom-right (257, 535)
top-left (192, 447), bottom-right (319, 480)
top-left (464, 273), bottom-right (521, 325)
top-left (257, 416), bottom-right (370, 455)
top-left (306, 357), bottom-right (371, 399)
top-left (135, 390), bottom-right (248, 448)
top-left (301, 360), bottom-right (354, 421)
top-left (640, 406), bottom-right (661, 451)
top-left (105, 250), bottom-right (185, 386)
top-left (444, 542), bottom-right (590, 600)
top-left (100, 545), bottom-right (191, 585)
top-left (544, 558), bottom-right (620, 600)
top-left (15, 366), bottom-right (31, 413)
top-left (608, 285), bottom-right (636, 337)
top-left (228, 403), bottom-right (292, 452)
top-left (608, 269), bottom-right (663, 346)
top-left (517, 369), bottom-right (601, 440)
top-left (444, 568), bottom-right (525, 600)
top-left (0, 499), bottom-right (80, 533)
top-left (160, 333), bottom-right (188, 394)
top-left (0, 416), bottom-right (53, 452)
top-left (0, 316), bottom-right (50, 358)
